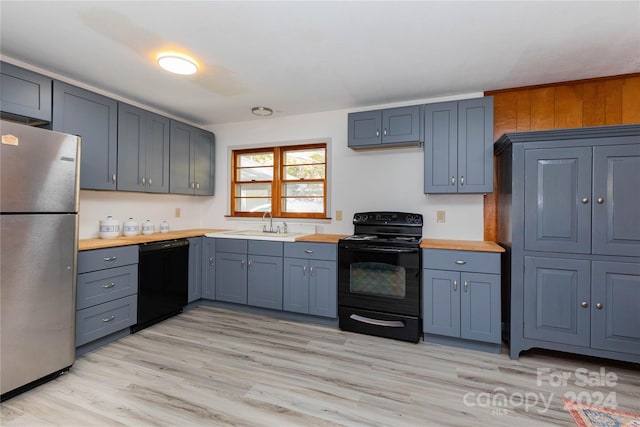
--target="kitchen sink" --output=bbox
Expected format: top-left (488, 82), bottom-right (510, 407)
top-left (205, 229), bottom-right (306, 242)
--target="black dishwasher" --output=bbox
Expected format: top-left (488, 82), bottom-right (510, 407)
top-left (132, 239), bottom-right (189, 333)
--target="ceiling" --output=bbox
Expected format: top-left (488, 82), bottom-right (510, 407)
top-left (1, 1), bottom-right (638, 126)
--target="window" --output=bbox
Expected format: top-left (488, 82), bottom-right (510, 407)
top-left (231, 143), bottom-right (327, 219)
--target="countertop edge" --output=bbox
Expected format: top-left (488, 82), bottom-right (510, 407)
top-left (420, 239), bottom-right (505, 252)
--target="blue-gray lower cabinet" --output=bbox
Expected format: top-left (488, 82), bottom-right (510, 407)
top-left (215, 251), bottom-right (248, 304)
top-left (188, 237), bottom-right (203, 303)
top-left (0, 61), bottom-right (52, 123)
top-left (248, 255), bottom-right (283, 310)
top-left (524, 256), bottom-right (640, 356)
top-left (422, 249), bottom-right (501, 352)
top-left (202, 237), bottom-right (216, 300)
top-left (52, 81), bottom-right (118, 191)
top-left (76, 246), bottom-right (138, 351)
top-left (283, 242), bottom-right (337, 318)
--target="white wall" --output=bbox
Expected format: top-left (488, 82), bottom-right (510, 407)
top-left (202, 94), bottom-right (486, 240)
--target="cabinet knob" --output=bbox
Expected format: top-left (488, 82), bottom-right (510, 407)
top-left (453, 280), bottom-right (457, 291)
top-left (310, 266), bottom-right (314, 276)
top-left (112, 174), bottom-right (117, 183)
top-left (597, 197), bottom-right (605, 204)
top-left (196, 183), bottom-right (200, 189)
top-left (581, 301), bottom-right (589, 308)
top-left (581, 197), bottom-right (589, 204)
top-left (303, 265), bottom-right (308, 275)
top-left (148, 178), bottom-right (152, 186)
top-left (383, 128), bottom-right (387, 136)
top-left (376, 129), bottom-right (380, 137)
top-left (141, 177), bottom-right (146, 186)
top-left (596, 303), bottom-right (603, 309)
top-left (451, 176), bottom-right (456, 186)
top-left (464, 281), bottom-right (468, 292)
top-left (460, 176), bottom-right (465, 186)
top-left (209, 257), bottom-right (214, 266)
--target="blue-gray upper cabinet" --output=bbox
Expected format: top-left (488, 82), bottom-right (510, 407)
top-left (348, 105), bottom-right (422, 149)
top-left (117, 103), bottom-right (170, 193)
top-left (524, 144), bottom-right (640, 257)
top-left (424, 97), bottom-right (493, 193)
top-left (52, 81), bottom-right (118, 190)
top-left (169, 120), bottom-right (215, 196)
top-left (0, 61), bottom-right (52, 123)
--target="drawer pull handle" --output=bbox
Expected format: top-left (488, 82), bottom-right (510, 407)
top-left (102, 315), bottom-right (115, 322)
top-left (102, 282), bottom-right (115, 289)
top-left (103, 256), bottom-right (117, 262)
top-left (454, 260), bottom-right (466, 265)
top-left (304, 249), bottom-right (313, 254)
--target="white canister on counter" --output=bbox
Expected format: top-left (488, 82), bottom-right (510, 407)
top-left (99, 216), bottom-right (121, 239)
top-left (160, 220), bottom-right (169, 233)
top-left (142, 219), bottom-right (154, 235)
top-left (123, 218), bottom-right (139, 236)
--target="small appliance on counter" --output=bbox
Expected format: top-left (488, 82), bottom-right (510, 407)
top-left (338, 212), bottom-right (423, 343)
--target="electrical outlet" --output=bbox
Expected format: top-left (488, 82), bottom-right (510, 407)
top-left (175, 207), bottom-right (181, 218)
top-left (336, 210), bottom-right (343, 221)
top-left (436, 210), bottom-right (446, 223)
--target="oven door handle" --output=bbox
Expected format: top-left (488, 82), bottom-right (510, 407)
top-left (341, 245), bottom-right (419, 254)
top-left (350, 314), bottom-right (406, 328)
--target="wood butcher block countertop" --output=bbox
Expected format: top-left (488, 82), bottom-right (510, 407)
top-left (420, 239), bottom-right (505, 252)
top-left (78, 229), bottom-right (227, 251)
top-left (79, 230), bottom-right (347, 251)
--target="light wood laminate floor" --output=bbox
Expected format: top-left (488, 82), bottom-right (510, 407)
top-left (2, 306), bottom-right (638, 426)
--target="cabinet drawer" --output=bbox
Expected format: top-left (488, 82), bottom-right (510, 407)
top-left (248, 240), bottom-right (283, 256)
top-left (75, 295), bottom-right (137, 346)
top-left (77, 264), bottom-right (138, 310)
top-left (422, 249), bottom-right (500, 274)
top-left (78, 245), bottom-right (138, 273)
top-left (284, 242), bottom-right (336, 261)
top-left (215, 238), bottom-right (247, 254)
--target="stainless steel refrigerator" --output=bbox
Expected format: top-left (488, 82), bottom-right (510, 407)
top-left (0, 120), bottom-right (80, 400)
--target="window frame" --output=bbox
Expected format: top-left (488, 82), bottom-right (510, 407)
top-left (230, 142), bottom-right (327, 219)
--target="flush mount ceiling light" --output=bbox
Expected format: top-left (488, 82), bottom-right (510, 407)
top-left (251, 106), bottom-right (273, 116)
top-left (157, 53), bottom-right (198, 75)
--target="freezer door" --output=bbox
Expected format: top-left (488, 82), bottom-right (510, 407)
top-left (1, 120), bottom-right (79, 213)
top-left (0, 214), bottom-right (77, 395)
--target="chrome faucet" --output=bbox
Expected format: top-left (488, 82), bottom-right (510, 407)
top-left (262, 211), bottom-right (274, 233)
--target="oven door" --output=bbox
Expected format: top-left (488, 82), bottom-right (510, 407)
top-left (338, 243), bottom-right (420, 316)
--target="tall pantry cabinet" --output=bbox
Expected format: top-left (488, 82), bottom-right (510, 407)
top-left (496, 125), bottom-right (640, 364)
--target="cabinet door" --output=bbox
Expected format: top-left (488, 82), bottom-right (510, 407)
top-left (591, 261), bottom-right (640, 355)
top-left (0, 61), bottom-right (52, 122)
top-left (194, 128), bottom-right (215, 196)
top-left (422, 269), bottom-right (460, 337)
top-left (460, 272), bottom-right (501, 343)
top-left (169, 120), bottom-right (194, 195)
top-left (523, 256), bottom-right (590, 347)
top-left (187, 237), bottom-right (202, 303)
top-left (524, 147), bottom-right (592, 254)
top-left (52, 81), bottom-right (117, 190)
top-left (592, 144), bottom-right (640, 257)
top-left (215, 252), bottom-right (247, 304)
top-left (145, 112), bottom-right (170, 193)
top-left (348, 110), bottom-right (382, 148)
top-left (117, 103), bottom-right (145, 192)
top-left (283, 258), bottom-right (309, 314)
top-left (381, 106), bottom-right (420, 145)
top-left (457, 97), bottom-right (493, 193)
top-left (202, 238), bottom-right (216, 300)
top-left (248, 255), bottom-right (283, 310)
top-left (308, 260), bottom-right (336, 318)
top-left (424, 101), bottom-right (457, 193)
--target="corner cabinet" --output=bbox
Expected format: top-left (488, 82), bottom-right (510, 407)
top-left (52, 81), bottom-right (118, 190)
top-left (424, 97), bottom-right (493, 193)
top-left (348, 105), bottom-right (422, 149)
top-left (117, 103), bottom-right (170, 193)
top-left (283, 242), bottom-right (337, 318)
top-left (187, 237), bottom-right (203, 303)
top-left (422, 249), bottom-right (501, 353)
top-left (0, 61), bottom-right (52, 123)
top-left (496, 125), bottom-right (640, 363)
top-left (169, 120), bottom-right (215, 196)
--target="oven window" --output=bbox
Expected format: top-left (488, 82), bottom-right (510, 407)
top-left (350, 262), bottom-right (406, 298)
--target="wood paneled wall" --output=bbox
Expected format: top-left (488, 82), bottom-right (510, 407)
top-left (483, 74), bottom-right (640, 242)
